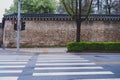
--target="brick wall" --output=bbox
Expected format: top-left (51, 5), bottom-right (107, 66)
top-left (3, 20), bottom-right (120, 47)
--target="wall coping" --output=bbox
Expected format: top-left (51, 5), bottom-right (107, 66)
top-left (4, 13), bottom-right (120, 21)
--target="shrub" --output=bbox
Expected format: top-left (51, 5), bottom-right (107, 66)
top-left (67, 42), bottom-right (120, 52)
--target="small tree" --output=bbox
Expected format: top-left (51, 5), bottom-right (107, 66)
top-left (60, 0), bottom-right (93, 42)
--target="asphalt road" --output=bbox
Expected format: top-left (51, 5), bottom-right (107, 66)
top-left (0, 52), bottom-right (120, 80)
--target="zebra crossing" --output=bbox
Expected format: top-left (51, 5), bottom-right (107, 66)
top-left (0, 55), bottom-right (31, 80)
top-left (0, 54), bottom-right (120, 80)
top-left (32, 54), bottom-right (120, 80)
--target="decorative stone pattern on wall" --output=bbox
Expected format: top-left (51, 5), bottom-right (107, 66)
top-left (3, 20), bottom-right (120, 47)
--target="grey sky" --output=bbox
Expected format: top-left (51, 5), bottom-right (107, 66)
top-left (0, 0), bottom-right (13, 22)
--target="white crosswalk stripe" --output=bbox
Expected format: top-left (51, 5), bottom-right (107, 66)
top-left (33, 71), bottom-right (113, 76)
top-left (35, 66), bottom-right (103, 70)
top-left (0, 65), bottom-right (25, 68)
top-left (0, 70), bottom-right (23, 73)
top-left (76, 78), bottom-right (120, 80)
top-left (36, 62), bottom-right (96, 66)
top-left (0, 62), bottom-right (27, 64)
top-left (37, 58), bottom-right (85, 60)
top-left (37, 60), bottom-right (89, 62)
top-left (0, 77), bottom-right (18, 80)
top-left (0, 60), bottom-right (29, 62)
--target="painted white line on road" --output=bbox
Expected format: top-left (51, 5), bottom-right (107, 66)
top-left (77, 78), bottom-right (120, 80)
top-left (38, 57), bottom-right (81, 58)
top-left (33, 71), bottom-right (113, 76)
top-left (0, 70), bottom-right (22, 73)
top-left (0, 60), bottom-right (29, 62)
top-left (0, 77), bottom-right (18, 80)
top-left (0, 62), bottom-right (27, 64)
top-left (37, 60), bottom-right (89, 62)
top-left (0, 65), bottom-right (25, 68)
top-left (36, 63), bottom-right (96, 66)
top-left (37, 58), bottom-right (85, 60)
top-left (0, 57), bottom-right (31, 59)
top-left (35, 66), bottom-right (103, 70)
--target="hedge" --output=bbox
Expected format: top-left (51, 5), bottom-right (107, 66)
top-left (67, 42), bottom-right (120, 52)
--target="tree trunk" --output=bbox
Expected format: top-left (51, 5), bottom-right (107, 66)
top-left (76, 20), bottom-right (81, 42)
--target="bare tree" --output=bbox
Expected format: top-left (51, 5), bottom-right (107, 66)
top-left (60, 0), bottom-right (93, 42)
top-left (112, 0), bottom-right (120, 14)
top-left (92, 0), bottom-right (116, 14)
top-left (104, 0), bottom-right (112, 14)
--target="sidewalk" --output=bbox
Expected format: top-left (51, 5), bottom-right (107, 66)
top-left (0, 47), bottom-right (67, 53)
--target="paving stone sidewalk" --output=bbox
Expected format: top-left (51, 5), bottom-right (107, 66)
top-left (0, 48), bottom-right (67, 54)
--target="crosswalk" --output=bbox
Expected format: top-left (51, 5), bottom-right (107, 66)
top-left (0, 55), bottom-right (31, 80)
top-left (32, 54), bottom-right (120, 80)
top-left (0, 54), bottom-right (120, 80)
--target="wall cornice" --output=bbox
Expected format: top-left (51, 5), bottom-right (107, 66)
top-left (3, 13), bottom-right (120, 21)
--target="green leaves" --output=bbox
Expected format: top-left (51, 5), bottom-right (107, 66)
top-left (67, 42), bottom-right (120, 52)
top-left (5, 0), bottom-right (57, 14)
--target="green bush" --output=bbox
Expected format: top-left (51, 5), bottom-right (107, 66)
top-left (67, 42), bottom-right (120, 52)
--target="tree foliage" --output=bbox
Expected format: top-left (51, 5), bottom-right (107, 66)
top-left (5, 0), bottom-right (57, 14)
top-left (60, 0), bottom-right (93, 19)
